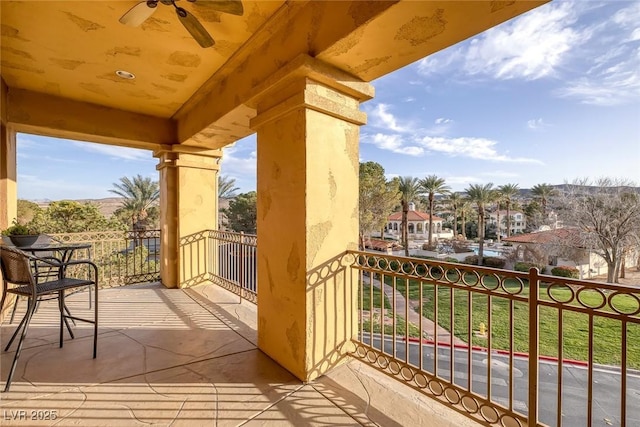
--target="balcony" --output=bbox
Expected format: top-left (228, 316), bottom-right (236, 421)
top-left (6, 230), bottom-right (636, 425)
top-left (0, 280), bottom-right (476, 426)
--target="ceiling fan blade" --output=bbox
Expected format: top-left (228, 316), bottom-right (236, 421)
top-left (176, 7), bottom-right (215, 48)
top-left (120, 1), bottom-right (158, 27)
top-left (192, 0), bottom-right (244, 16)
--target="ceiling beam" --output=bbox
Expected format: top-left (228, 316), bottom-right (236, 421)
top-left (6, 89), bottom-right (176, 151)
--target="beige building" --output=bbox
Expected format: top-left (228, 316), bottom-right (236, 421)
top-left (503, 228), bottom-right (604, 278)
top-left (386, 203), bottom-right (446, 240)
top-left (487, 210), bottom-right (527, 236)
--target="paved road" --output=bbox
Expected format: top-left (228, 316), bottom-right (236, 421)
top-left (362, 335), bottom-right (640, 427)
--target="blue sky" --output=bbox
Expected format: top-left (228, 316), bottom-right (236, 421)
top-left (17, 0), bottom-right (640, 200)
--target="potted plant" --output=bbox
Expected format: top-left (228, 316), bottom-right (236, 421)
top-left (1, 220), bottom-right (41, 247)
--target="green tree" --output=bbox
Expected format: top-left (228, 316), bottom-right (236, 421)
top-left (531, 183), bottom-right (557, 218)
top-left (397, 176), bottom-right (421, 257)
top-left (466, 183), bottom-right (494, 265)
top-left (42, 201), bottom-right (123, 233)
top-left (459, 198), bottom-right (473, 240)
top-left (16, 200), bottom-right (43, 224)
top-left (218, 175), bottom-right (240, 199)
top-left (223, 191), bottom-right (257, 233)
top-left (359, 162), bottom-right (400, 249)
top-left (446, 193), bottom-right (465, 238)
top-left (498, 183), bottom-right (520, 237)
top-left (110, 175), bottom-right (159, 229)
top-left (419, 175), bottom-right (450, 247)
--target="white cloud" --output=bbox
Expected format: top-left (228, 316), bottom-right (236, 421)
top-left (220, 145), bottom-right (257, 179)
top-left (368, 134), bottom-right (424, 156)
top-left (416, 136), bottom-right (543, 164)
top-left (435, 118), bottom-right (453, 125)
top-left (417, 48), bottom-right (463, 77)
top-left (558, 45), bottom-right (640, 106)
top-left (369, 103), bottom-right (411, 132)
top-left (463, 2), bottom-right (583, 80)
top-left (404, 97), bottom-right (415, 102)
top-left (556, 2), bottom-right (640, 106)
top-left (412, 1), bottom-right (639, 106)
top-left (527, 118), bottom-right (549, 130)
top-left (72, 141), bottom-right (152, 161)
top-left (416, 2), bottom-right (583, 81)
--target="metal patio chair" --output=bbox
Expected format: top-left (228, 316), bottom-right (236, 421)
top-left (1, 234), bottom-right (94, 325)
top-left (0, 245), bottom-right (98, 392)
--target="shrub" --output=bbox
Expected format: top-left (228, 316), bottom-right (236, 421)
top-left (514, 262), bottom-right (547, 274)
top-left (462, 255), bottom-right (505, 268)
top-left (484, 257), bottom-right (506, 269)
top-left (551, 266), bottom-right (579, 279)
top-left (515, 262), bottom-right (539, 272)
top-left (444, 257), bottom-right (459, 263)
top-left (463, 255), bottom-right (479, 265)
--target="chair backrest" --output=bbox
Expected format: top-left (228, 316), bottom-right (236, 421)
top-left (0, 246), bottom-right (34, 285)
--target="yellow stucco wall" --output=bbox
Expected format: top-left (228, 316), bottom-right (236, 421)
top-left (254, 72), bottom-right (367, 381)
top-left (0, 124), bottom-right (17, 231)
top-left (156, 150), bottom-right (220, 288)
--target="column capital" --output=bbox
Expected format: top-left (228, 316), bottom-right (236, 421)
top-left (154, 145), bottom-right (222, 172)
top-left (249, 55), bottom-right (373, 130)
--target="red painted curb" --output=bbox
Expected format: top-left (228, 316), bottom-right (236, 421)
top-left (402, 337), bottom-right (589, 367)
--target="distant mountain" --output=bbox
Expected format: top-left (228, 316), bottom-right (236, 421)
top-left (518, 184), bottom-right (640, 198)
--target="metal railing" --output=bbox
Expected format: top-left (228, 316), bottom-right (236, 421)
top-left (208, 230), bottom-right (257, 303)
top-left (180, 231), bottom-right (640, 426)
top-left (52, 230), bottom-right (160, 288)
top-left (347, 250), bottom-right (640, 427)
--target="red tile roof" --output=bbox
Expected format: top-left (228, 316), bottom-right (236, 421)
top-left (388, 211), bottom-right (444, 221)
top-left (365, 239), bottom-right (396, 250)
top-left (502, 228), bottom-right (584, 246)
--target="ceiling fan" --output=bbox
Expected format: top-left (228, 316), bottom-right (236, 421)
top-left (119, 0), bottom-right (244, 48)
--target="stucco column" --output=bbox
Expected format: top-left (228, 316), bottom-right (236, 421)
top-left (155, 147), bottom-right (220, 288)
top-left (251, 57), bottom-right (373, 381)
top-left (0, 124), bottom-right (17, 231)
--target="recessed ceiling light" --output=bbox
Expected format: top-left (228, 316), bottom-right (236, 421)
top-left (115, 70), bottom-right (135, 80)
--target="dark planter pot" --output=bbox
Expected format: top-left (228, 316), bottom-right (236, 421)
top-left (8, 235), bottom-right (39, 247)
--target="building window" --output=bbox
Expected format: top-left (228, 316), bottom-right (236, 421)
top-left (393, 223), bottom-right (398, 231)
top-left (417, 223), bottom-right (423, 232)
top-left (408, 224), bottom-right (414, 233)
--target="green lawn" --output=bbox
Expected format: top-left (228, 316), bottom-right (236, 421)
top-left (361, 316), bottom-right (422, 338)
top-left (382, 273), bottom-right (640, 368)
top-left (360, 283), bottom-right (391, 310)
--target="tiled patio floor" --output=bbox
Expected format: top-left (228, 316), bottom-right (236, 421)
top-left (1, 283), bottom-right (477, 426)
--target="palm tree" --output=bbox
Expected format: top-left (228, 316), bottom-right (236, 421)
top-left (531, 183), bottom-right (557, 218)
top-left (493, 190), bottom-right (503, 243)
top-left (447, 192), bottom-right (465, 238)
top-left (459, 199), bottom-right (472, 240)
top-left (397, 176), bottom-right (421, 257)
top-left (218, 175), bottom-right (240, 199)
top-left (466, 183), bottom-right (494, 265)
top-left (498, 183), bottom-right (520, 237)
top-left (419, 175), bottom-right (450, 247)
top-left (110, 175), bottom-right (159, 230)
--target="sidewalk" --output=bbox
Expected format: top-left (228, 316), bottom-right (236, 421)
top-left (363, 276), bottom-right (466, 346)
